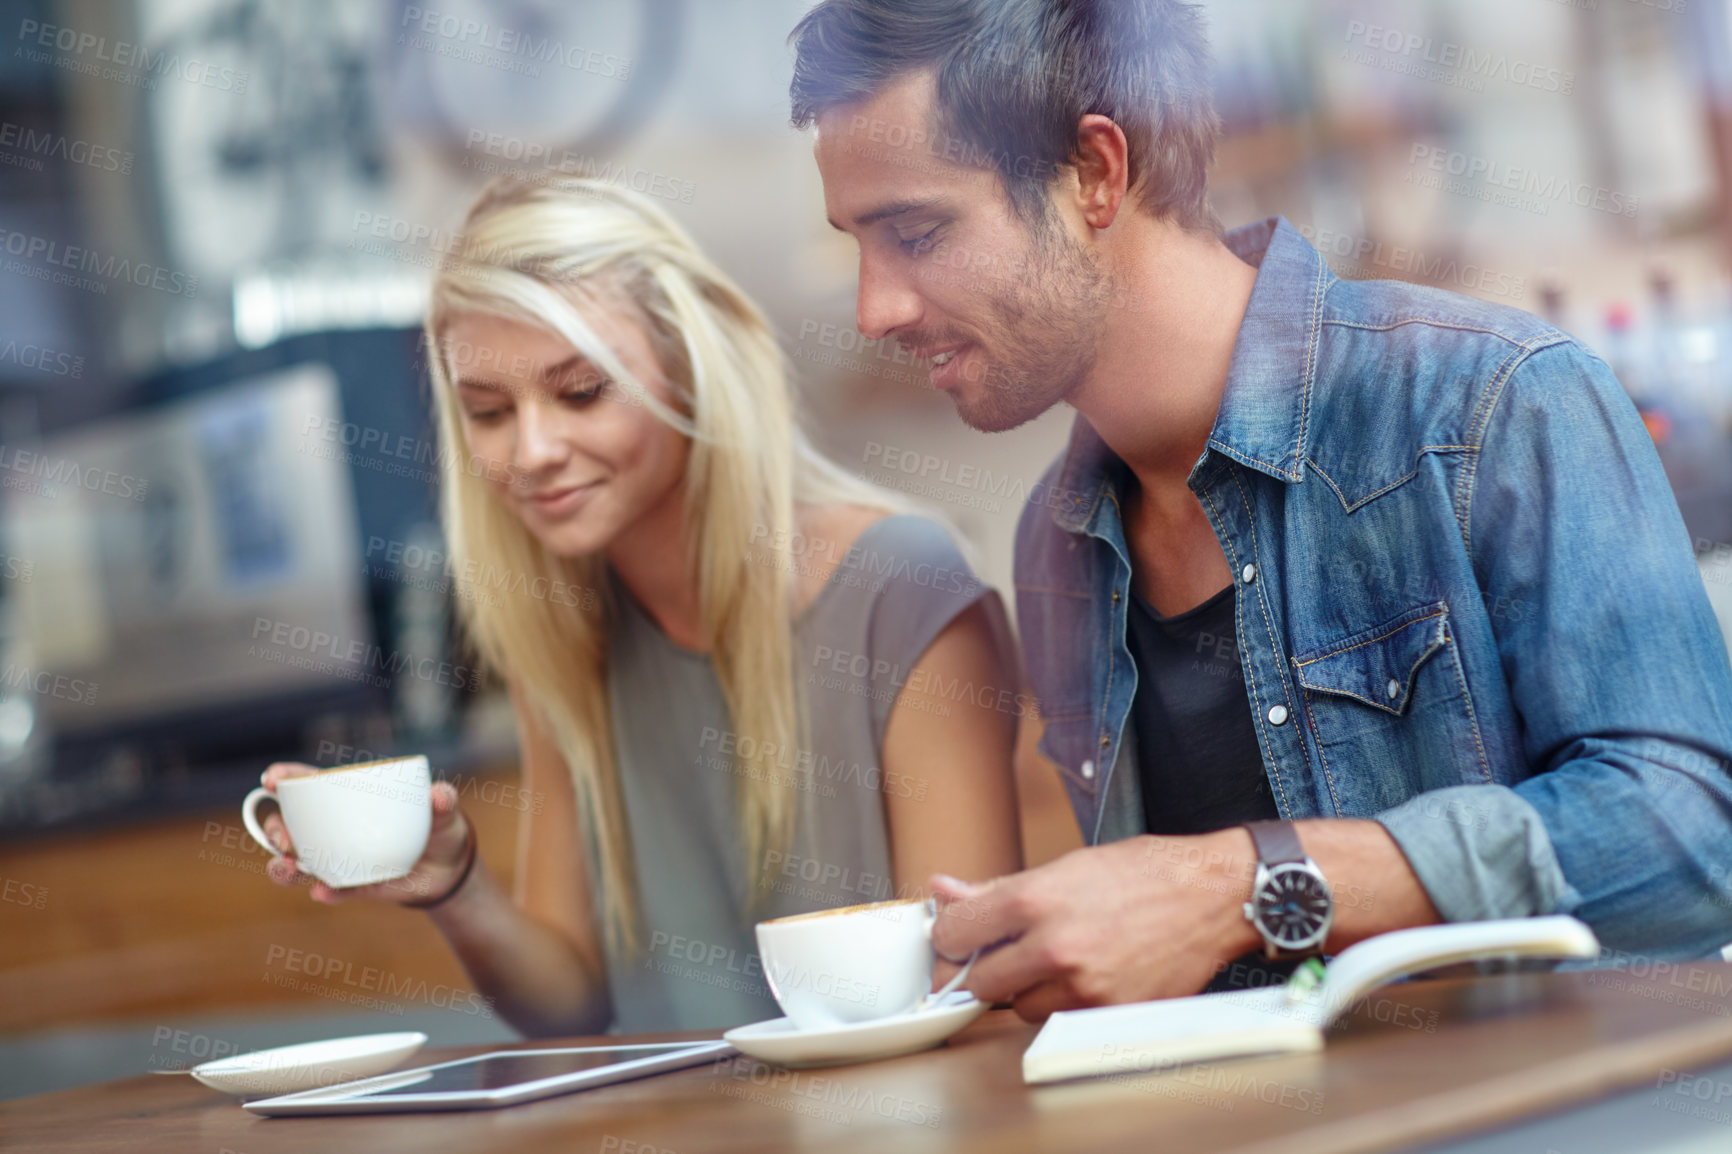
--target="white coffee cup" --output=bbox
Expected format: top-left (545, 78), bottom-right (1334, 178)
top-left (241, 757), bottom-right (432, 889)
top-left (754, 898), bottom-right (976, 1031)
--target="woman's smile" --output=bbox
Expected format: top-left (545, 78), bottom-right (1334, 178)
top-left (523, 479), bottom-right (605, 518)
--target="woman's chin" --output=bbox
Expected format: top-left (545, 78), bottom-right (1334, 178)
top-left (525, 516), bottom-right (617, 561)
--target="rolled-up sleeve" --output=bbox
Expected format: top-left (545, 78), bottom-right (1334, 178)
top-left (1379, 783), bottom-right (1576, 923)
top-left (1379, 339), bottom-right (1732, 957)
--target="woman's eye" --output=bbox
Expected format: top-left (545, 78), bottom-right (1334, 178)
top-left (465, 408), bottom-right (507, 423)
top-left (561, 377), bottom-right (608, 406)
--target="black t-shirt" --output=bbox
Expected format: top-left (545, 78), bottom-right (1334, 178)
top-left (1126, 583), bottom-right (1279, 835)
top-left (1126, 582), bottom-right (1293, 993)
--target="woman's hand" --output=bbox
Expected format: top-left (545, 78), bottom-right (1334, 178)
top-left (258, 762), bottom-right (472, 907)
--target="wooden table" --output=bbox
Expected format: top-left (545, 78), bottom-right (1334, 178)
top-left (8, 962), bottom-right (1732, 1154)
top-left (0, 779), bottom-right (524, 1033)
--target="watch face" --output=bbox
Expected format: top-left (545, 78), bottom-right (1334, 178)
top-left (1252, 863), bottom-right (1333, 951)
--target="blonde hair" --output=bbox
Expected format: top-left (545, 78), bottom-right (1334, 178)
top-left (425, 175), bottom-right (906, 953)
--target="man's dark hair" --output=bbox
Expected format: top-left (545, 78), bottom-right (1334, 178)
top-left (789, 0), bottom-right (1220, 233)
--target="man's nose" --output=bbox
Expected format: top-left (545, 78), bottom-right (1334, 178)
top-left (856, 252), bottom-right (923, 342)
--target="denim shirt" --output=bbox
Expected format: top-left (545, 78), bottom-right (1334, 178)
top-left (1014, 216), bottom-right (1732, 957)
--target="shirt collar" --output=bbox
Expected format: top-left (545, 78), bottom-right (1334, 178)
top-left (1052, 215), bottom-right (1328, 533)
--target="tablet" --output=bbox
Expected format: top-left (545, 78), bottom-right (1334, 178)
top-left (242, 1040), bottom-right (737, 1116)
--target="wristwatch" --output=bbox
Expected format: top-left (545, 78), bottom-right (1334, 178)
top-left (1241, 820), bottom-right (1334, 960)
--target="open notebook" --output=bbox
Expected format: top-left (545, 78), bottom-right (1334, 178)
top-left (1023, 916), bottom-right (1600, 1085)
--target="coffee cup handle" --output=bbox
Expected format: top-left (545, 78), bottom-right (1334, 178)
top-left (930, 950), bottom-right (979, 1002)
top-left (241, 787), bottom-right (282, 857)
top-left (922, 897), bottom-right (980, 1005)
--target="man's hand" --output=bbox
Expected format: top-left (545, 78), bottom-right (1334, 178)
top-left (929, 829), bottom-right (1262, 1021)
top-left (930, 820), bottom-right (1440, 1022)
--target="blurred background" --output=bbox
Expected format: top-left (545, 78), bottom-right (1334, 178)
top-left (4, 0), bottom-right (1732, 1101)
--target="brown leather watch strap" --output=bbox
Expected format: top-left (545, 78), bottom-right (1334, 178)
top-left (1244, 819), bottom-right (1306, 866)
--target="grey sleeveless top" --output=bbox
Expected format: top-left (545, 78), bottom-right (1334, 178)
top-left (598, 514), bottom-right (994, 1033)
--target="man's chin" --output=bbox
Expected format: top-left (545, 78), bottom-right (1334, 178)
top-left (950, 385), bottom-right (1053, 435)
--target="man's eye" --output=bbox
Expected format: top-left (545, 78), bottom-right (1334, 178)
top-left (899, 228), bottom-right (940, 256)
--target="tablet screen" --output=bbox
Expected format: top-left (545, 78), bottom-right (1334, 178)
top-left (353, 1046), bottom-right (696, 1097)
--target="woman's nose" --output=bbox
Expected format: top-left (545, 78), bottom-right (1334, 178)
top-left (513, 399), bottom-right (573, 475)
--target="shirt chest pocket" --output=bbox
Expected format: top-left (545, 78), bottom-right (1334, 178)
top-left (1290, 602), bottom-right (1488, 813)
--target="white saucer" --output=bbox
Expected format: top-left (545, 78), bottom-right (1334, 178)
top-left (186, 1032), bottom-right (428, 1096)
top-left (722, 992), bottom-right (986, 1068)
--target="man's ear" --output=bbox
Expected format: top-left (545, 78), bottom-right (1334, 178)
top-left (1072, 114), bottom-right (1130, 230)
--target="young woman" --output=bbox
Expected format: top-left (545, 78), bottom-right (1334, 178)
top-left (258, 176), bottom-right (1021, 1034)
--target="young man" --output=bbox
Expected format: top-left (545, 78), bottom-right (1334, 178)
top-left (791, 0), bottom-right (1732, 1021)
